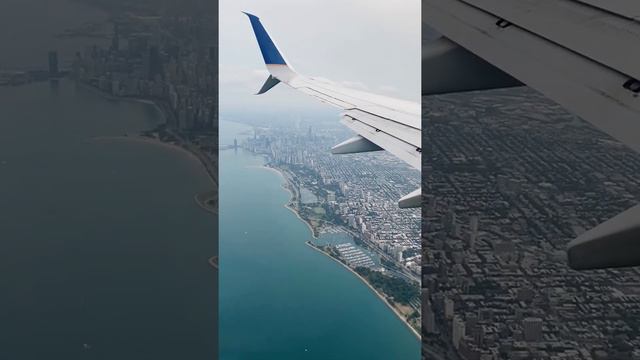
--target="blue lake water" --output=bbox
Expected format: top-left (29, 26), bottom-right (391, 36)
top-left (0, 80), bottom-right (217, 359)
top-left (219, 120), bottom-right (419, 359)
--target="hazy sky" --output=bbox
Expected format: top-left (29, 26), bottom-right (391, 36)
top-left (219, 0), bottom-right (421, 121)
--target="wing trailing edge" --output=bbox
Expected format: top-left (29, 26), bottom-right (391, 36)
top-left (422, 0), bottom-right (640, 268)
top-left (331, 135), bottom-right (383, 154)
top-left (399, 188), bottom-right (421, 209)
top-left (568, 205), bottom-right (640, 270)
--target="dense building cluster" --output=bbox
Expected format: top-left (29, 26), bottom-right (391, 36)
top-left (72, 16), bottom-right (217, 131)
top-left (422, 88), bottom-right (640, 360)
top-left (245, 123), bottom-right (422, 280)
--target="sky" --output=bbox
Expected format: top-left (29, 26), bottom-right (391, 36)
top-left (219, 0), bottom-right (421, 122)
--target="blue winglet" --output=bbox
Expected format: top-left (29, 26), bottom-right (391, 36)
top-left (243, 12), bottom-right (287, 65)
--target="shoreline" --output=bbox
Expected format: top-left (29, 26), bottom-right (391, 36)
top-left (89, 94), bottom-right (418, 338)
top-left (259, 159), bottom-right (421, 339)
top-left (306, 241), bottom-right (421, 340)
top-left (81, 80), bottom-right (218, 209)
top-left (256, 164), bottom-right (319, 239)
top-left (93, 135), bottom-right (218, 214)
top-left (82, 82), bottom-right (222, 277)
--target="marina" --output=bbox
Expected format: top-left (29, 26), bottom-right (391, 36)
top-left (335, 243), bottom-right (377, 269)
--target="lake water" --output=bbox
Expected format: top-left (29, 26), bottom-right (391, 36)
top-left (219, 120), bottom-right (419, 359)
top-left (0, 80), bottom-right (217, 359)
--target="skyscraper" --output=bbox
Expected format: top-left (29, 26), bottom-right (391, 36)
top-left (452, 315), bottom-right (465, 349)
top-left (48, 51), bottom-right (59, 77)
top-left (468, 215), bottom-right (479, 250)
top-left (422, 290), bottom-right (437, 334)
top-left (147, 46), bottom-right (163, 80)
top-left (444, 297), bottom-right (454, 319)
top-left (111, 23), bottom-right (120, 52)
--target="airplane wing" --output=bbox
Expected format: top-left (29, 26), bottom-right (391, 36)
top-left (244, 12), bottom-right (421, 208)
top-left (421, 0), bottom-right (640, 270)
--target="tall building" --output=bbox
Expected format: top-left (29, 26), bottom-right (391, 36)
top-left (426, 195), bottom-right (437, 216)
top-left (111, 23), bottom-right (120, 52)
top-left (147, 46), bottom-right (163, 80)
top-left (48, 51), bottom-right (59, 77)
top-left (452, 315), bottom-right (466, 349)
top-left (444, 208), bottom-right (457, 236)
top-left (422, 291), bottom-right (437, 334)
top-left (468, 215), bottom-right (479, 250)
top-left (473, 325), bottom-right (485, 346)
top-left (444, 297), bottom-right (454, 319)
top-left (523, 317), bottom-right (543, 342)
top-left (348, 214), bottom-right (356, 228)
top-left (465, 312), bottom-right (478, 331)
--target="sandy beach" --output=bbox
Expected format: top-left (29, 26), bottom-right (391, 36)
top-left (306, 241), bottom-right (421, 339)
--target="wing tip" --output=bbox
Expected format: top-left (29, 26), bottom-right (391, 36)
top-left (243, 12), bottom-right (288, 66)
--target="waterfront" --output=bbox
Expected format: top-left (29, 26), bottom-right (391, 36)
top-left (219, 120), bottom-right (419, 359)
top-left (0, 80), bottom-right (217, 359)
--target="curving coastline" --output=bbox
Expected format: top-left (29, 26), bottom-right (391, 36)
top-left (258, 161), bottom-right (421, 340)
top-left (84, 87), bottom-right (221, 270)
top-left (256, 164), bottom-right (319, 239)
top-left (306, 241), bottom-right (421, 340)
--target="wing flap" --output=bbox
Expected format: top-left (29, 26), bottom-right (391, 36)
top-left (460, 0), bottom-right (640, 81)
top-left (568, 204), bottom-right (640, 270)
top-left (399, 188), bottom-right (422, 209)
top-left (343, 109), bottom-right (421, 150)
top-left (340, 114), bottom-right (421, 170)
top-left (331, 135), bottom-right (383, 154)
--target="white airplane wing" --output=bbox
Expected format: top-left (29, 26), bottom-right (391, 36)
top-left (421, 0), bottom-right (640, 270)
top-left (244, 13), bottom-right (421, 208)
